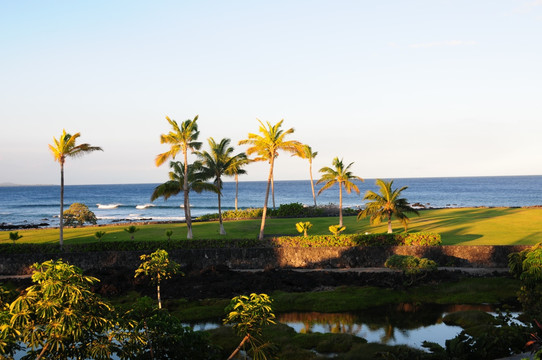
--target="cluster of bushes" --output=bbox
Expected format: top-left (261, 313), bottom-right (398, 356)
top-left (271, 232), bottom-right (441, 248)
top-left (197, 202), bottom-right (327, 221)
top-left (384, 254), bottom-right (438, 274)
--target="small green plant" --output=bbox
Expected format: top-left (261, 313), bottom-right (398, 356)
top-left (94, 231), bottom-right (106, 242)
top-left (165, 229), bottom-right (173, 241)
top-left (295, 221), bottom-right (313, 237)
top-left (385, 254), bottom-right (437, 275)
top-left (135, 249), bottom-right (182, 309)
top-left (224, 293), bottom-right (276, 360)
top-left (329, 224), bottom-right (346, 236)
top-left (124, 225), bottom-right (140, 240)
top-left (8, 232), bottom-right (22, 244)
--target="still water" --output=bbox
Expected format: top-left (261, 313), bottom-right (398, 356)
top-left (190, 303), bottom-right (518, 350)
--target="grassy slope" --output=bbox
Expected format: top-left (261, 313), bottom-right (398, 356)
top-left (2, 207), bottom-right (542, 245)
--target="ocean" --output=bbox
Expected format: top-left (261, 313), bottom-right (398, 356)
top-left (1, 175), bottom-right (541, 227)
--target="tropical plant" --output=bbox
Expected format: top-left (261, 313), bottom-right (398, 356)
top-left (384, 254), bottom-right (438, 275)
top-left (295, 221), bottom-right (313, 237)
top-left (94, 231), bottom-right (106, 242)
top-left (134, 249), bottom-right (182, 309)
top-left (357, 179), bottom-right (420, 233)
top-left (124, 225), bottom-right (139, 240)
top-left (225, 152), bottom-right (250, 211)
top-left (509, 243), bottom-right (542, 317)
top-left (197, 138), bottom-right (244, 235)
top-left (317, 157), bottom-right (363, 227)
top-left (239, 119), bottom-right (301, 240)
top-left (49, 129), bottom-right (102, 248)
top-left (151, 161), bottom-right (217, 237)
top-left (8, 232), bottom-right (22, 244)
top-left (294, 144), bottom-right (318, 207)
top-left (124, 297), bottom-right (220, 359)
top-left (63, 202), bottom-right (97, 227)
top-left (6, 259), bottom-right (139, 359)
top-left (224, 293), bottom-right (276, 360)
top-left (329, 224), bottom-right (346, 236)
top-left (165, 229), bottom-right (173, 241)
top-left (156, 115), bottom-right (202, 239)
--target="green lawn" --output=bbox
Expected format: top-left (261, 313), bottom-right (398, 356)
top-left (3, 207), bottom-right (542, 245)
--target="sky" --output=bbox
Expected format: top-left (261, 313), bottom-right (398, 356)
top-left (1, 0), bottom-right (541, 185)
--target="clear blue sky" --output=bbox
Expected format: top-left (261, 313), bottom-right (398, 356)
top-left (1, 1), bottom-right (541, 185)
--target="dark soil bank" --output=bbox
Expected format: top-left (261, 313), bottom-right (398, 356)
top-left (83, 266), bottom-right (510, 301)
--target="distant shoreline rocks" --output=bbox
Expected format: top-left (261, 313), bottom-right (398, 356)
top-left (0, 223), bottom-right (50, 230)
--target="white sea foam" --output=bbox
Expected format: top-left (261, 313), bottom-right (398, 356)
top-left (136, 204), bottom-right (155, 209)
top-left (97, 204), bottom-right (121, 209)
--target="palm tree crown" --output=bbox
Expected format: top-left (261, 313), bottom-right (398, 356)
top-left (155, 115), bottom-right (202, 239)
top-left (294, 144), bottom-right (318, 207)
top-left (317, 157), bottom-right (363, 227)
top-left (49, 129), bottom-right (102, 248)
top-left (197, 137), bottom-right (243, 235)
top-left (151, 161), bottom-right (217, 202)
top-left (357, 179), bottom-right (419, 233)
top-left (239, 119), bottom-right (301, 240)
top-left (225, 152), bottom-right (250, 211)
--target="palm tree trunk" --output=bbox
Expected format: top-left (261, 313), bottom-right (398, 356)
top-left (259, 158), bottom-right (274, 240)
top-left (271, 175), bottom-right (276, 210)
top-left (218, 177), bottom-right (226, 235)
top-left (387, 213), bottom-right (393, 233)
top-left (235, 173), bottom-right (239, 211)
top-left (339, 183), bottom-right (343, 227)
top-left (183, 150), bottom-right (193, 239)
top-left (59, 161), bottom-right (64, 250)
top-left (309, 160), bottom-right (316, 207)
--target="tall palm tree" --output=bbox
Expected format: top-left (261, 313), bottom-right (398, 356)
top-left (156, 115), bottom-right (202, 239)
top-left (49, 130), bottom-right (102, 248)
top-left (225, 152), bottom-right (250, 211)
top-left (151, 161), bottom-right (217, 218)
top-left (239, 119), bottom-right (301, 240)
top-left (197, 137), bottom-right (244, 235)
top-left (317, 157), bottom-right (363, 227)
top-left (294, 144), bottom-right (318, 207)
top-left (357, 179), bottom-right (419, 233)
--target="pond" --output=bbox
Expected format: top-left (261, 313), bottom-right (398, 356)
top-left (190, 303), bottom-right (519, 350)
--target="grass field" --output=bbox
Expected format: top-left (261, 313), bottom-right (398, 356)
top-left (2, 207), bottom-right (542, 245)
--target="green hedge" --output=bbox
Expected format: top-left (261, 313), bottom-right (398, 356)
top-left (0, 232), bottom-right (440, 254)
top-left (197, 203), bottom-right (324, 221)
top-left (271, 232), bottom-right (441, 248)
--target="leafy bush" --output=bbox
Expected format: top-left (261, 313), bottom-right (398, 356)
top-left (384, 254), bottom-right (437, 274)
top-left (63, 203), bottom-right (97, 227)
top-left (509, 243), bottom-right (542, 318)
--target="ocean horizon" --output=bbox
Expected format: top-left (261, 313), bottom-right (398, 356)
top-left (1, 175), bottom-right (542, 227)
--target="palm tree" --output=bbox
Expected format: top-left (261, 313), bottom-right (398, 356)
top-left (197, 137), bottom-right (244, 235)
top-left (225, 152), bottom-right (250, 211)
top-left (357, 179), bottom-right (419, 233)
top-left (317, 157), bottom-right (363, 227)
top-left (294, 144), bottom-right (318, 207)
top-left (156, 115), bottom-right (202, 239)
top-left (49, 130), bottom-right (102, 248)
top-left (151, 161), bottom-right (217, 236)
top-left (239, 119), bottom-right (301, 240)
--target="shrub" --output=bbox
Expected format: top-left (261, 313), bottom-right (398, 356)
top-left (197, 203), bottom-right (324, 221)
top-left (385, 254), bottom-right (438, 274)
top-left (329, 225), bottom-right (346, 236)
top-left (63, 203), bottom-right (97, 227)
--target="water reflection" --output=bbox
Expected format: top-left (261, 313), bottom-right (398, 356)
top-left (277, 303), bottom-right (497, 349)
top-left (189, 303), bottom-right (514, 350)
